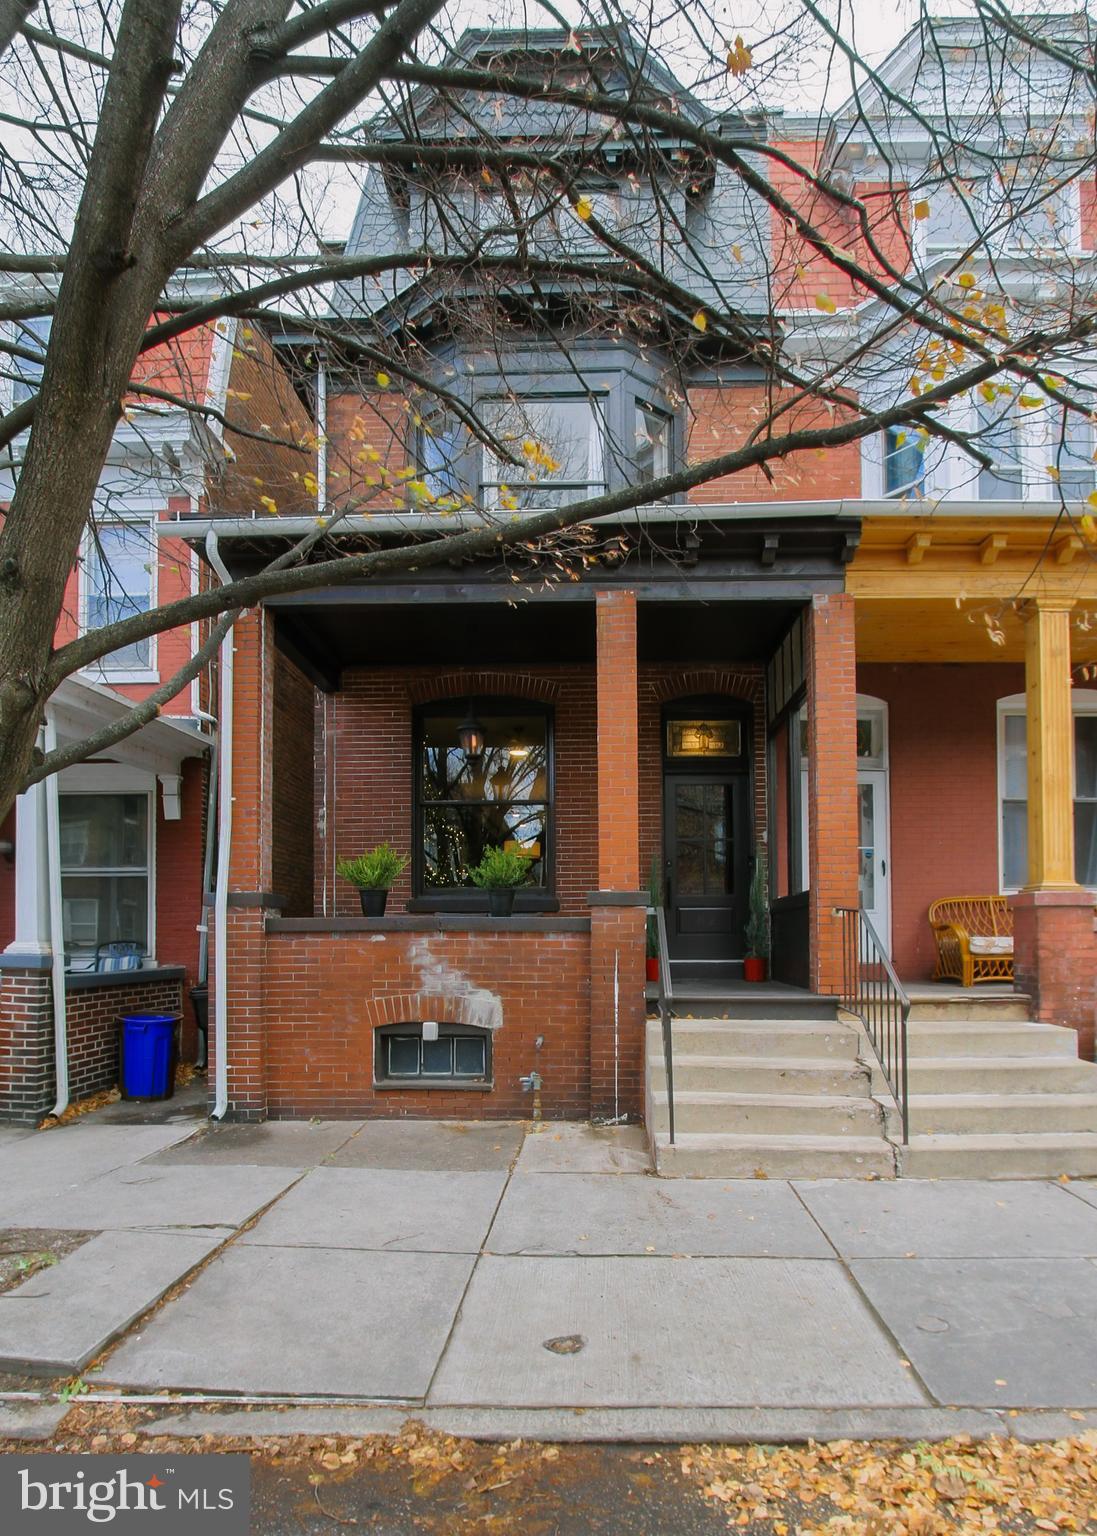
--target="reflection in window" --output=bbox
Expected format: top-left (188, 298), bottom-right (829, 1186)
top-left (976, 400), bottom-right (1023, 498)
top-left (883, 425), bottom-right (926, 497)
top-left (480, 397), bottom-right (606, 509)
top-left (923, 178), bottom-right (985, 254)
top-left (672, 782), bottom-right (730, 896)
top-left (419, 412), bottom-right (463, 499)
top-left (635, 403), bottom-right (671, 484)
top-left (59, 793), bottom-right (150, 965)
top-left (1049, 408), bottom-right (1095, 498)
top-left (417, 705), bottom-right (551, 892)
top-left (12, 315), bottom-right (50, 405)
top-left (85, 522), bottom-right (154, 669)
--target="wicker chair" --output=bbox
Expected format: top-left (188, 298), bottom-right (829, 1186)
top-left (928, 896), bottom-right (1014, 987)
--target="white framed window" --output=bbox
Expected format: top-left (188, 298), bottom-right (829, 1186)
top-left (915, 172), bottom-right (1079, 261)
top-left (882, 424), bottom-right (927, 497)
top-left (997, 691), bottom-right (1097, 891)
top-left (635, 401), bottom-right (671, 485)
top-left (58, 776), bottom-right (155, 971)
top-left (81, 519), bottom-right (157, 679)
top-left (10, 315), bottom-right (50, 405)
top-left (480, 396), bottom-right (607, 510)
top-left (975, 397), bottom-right (1024, 498)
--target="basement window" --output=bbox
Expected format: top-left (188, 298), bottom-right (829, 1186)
top-left (375, 1023), bottom-right (491, 1086)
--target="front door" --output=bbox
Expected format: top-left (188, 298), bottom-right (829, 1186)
top-left (664, 775), bottom-right (750, 969)
top-left (857, 768), bottom-right (891, 955)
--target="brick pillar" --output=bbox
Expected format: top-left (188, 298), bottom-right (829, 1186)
top-left (212, 607), bottom-right (275, 1121)
top-left (806, 593), bottom-right (860, 995)
top-left (589, 590), bottom-right (646, 1120)
top-left (0, 967), bottom-right (54, 1123)
top-left (1012, 892), bottom-right (1097, 1059)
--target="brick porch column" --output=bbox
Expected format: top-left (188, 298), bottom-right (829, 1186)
top-left (211, 606), bottom-right (276, 1120)
top-left (806, 592), bottom-right (860, 994)
top-left (589, 590), bottom-right (646, 1120)
top-left (1011, 599), bottom-right (1097, 1058)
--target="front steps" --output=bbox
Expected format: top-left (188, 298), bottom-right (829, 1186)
top-left (647, 1014), bottom-right (897, 1179)
top-left (896, 996), bottom-right (1097, 1177)
top-left (648, 986), bottom-right (1097, 1179)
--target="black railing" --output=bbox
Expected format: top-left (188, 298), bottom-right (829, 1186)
top-left (834, 906), bottom-right (910, 1144)
top-left (648, 905), bottom-right (675, 1145)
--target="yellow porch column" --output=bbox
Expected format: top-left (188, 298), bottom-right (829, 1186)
top-left (1023, 598), bottom-right (1079, 892)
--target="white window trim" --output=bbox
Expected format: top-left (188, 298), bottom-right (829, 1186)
top-left (57, 764), bottom-right (158, 968)
top-left (911, 176), bottom-right (1082, 265)
top-left (995, 689), bottom-right (1097, 892)
top-left (78, 515), bottom-right (159, 682)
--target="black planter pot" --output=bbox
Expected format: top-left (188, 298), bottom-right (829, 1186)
top-left (486, 888), bottom-right (517, 917)
top-left (358, 888), bottom-right (388, 917)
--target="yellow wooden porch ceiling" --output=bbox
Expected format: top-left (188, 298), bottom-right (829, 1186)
top-left (850, 516), bottom-right (1097, 663)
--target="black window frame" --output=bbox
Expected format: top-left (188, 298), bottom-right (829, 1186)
top-left (374, 1022), bottom-right (493, 1088)
top-left (409, 696), bottom-right (558, 913)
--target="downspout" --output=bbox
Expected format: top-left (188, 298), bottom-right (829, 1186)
top-left (43, 711), bottom-right (68, 1120)
top-left (315, 357), bottom-right (327, 510)
top-left (205, 531), bottom-right (233, 1121)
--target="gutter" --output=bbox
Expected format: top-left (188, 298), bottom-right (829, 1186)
top-left (43, 711), bottom-right (68, 1121)
top-left (205, 531), bottom-right (234, 1121)
top-left (160, 497), bottom-right (1074, 543)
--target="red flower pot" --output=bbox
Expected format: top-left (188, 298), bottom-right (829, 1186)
top-left (645, 956), bottom-right (660, 984)
top-left (743, 955), bottom-right (767, 983)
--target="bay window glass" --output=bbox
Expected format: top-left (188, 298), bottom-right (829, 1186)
top-left (85, 522), bottom-right (154, 669)
top-left (999, 707), bottom-right (1097, 888)
top-left (417, 704), bottom-right (550, 893)
top-left (883, 425), bottom-right (926, 496)
top-left (480, 397), bottom-right (606, 509)
top-left (635, 403), bottom-right (671, 484)
top-left (59, 793), bottom-right (150, 964)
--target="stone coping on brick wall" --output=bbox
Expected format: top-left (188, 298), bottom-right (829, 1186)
top-left (265, 916), bottom-right (591, 935)
top-left (65, 966), bottom-right (186, 992)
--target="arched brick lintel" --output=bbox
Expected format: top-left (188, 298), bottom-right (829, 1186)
top-left (405, 672), bottom-right (560, 704)
top-left (362, 990), bottom-right (504, 1034)
top-left (648, 668), bottom-right (764, 706)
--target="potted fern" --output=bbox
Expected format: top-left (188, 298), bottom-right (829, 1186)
top-left (743, 848), bottom-right (770, 982)
top-left (469, 844), bottom-right (533, 916)
top-left (336, 844), bottom-right (409, 916)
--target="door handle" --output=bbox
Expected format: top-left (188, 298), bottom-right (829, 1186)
top-left (881, 859), bottom-right (887, 876)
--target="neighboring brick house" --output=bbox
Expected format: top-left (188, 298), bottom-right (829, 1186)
top-left (0, 303), bottom-right (310, 1122)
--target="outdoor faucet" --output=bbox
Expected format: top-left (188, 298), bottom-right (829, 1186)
top-left (520, 1069), bottom-right (543, 1122)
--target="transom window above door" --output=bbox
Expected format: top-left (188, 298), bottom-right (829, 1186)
top-left (415, 701), bottom-right (551, 897)
top-left (480, 397), bottom-right (607, 510)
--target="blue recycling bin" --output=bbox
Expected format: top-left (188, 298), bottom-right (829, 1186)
top-left (120, 1014), bottom-right (179, 1101)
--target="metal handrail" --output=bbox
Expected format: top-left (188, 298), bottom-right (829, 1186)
top-left (834, 906), bottom-right (910, 1144)
top-left (648, 905), bottom-right (675, 1145)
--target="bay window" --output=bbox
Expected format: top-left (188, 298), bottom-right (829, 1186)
top-left (480, 396), bottom-right (606, 509)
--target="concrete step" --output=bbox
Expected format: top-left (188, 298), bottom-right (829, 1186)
top-left (906, 1092), bottom-right (1097, 1135)
top-left (906, 1021), bottom-right (1079, 1059)
top-left (905, 992), bottom-right (1032, 1023)
top-left (653, 1132), bottom-right (897, 1180)
top-left (659, 989), bottom-right (838, 1021)
top-left (902, 1057), bottom-right (1097, 1095)
top-left (646, 1019), bottom-right (862, 1060)
top-left (649, 1055), bottom-right (872, 1096)
top-left (899, 1131), bottom-right (1097, 1179)
top-left (649, 1090), bottom-right (884, 1137)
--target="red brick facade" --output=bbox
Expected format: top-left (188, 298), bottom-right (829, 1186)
top-left (1012, 891), bottom-right (1097, 1060)
top-left (806, 593), bottom-right (860, 993)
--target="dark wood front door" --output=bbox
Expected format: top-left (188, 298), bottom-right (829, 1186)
top-left (664, 775), bottom-right (749, 968)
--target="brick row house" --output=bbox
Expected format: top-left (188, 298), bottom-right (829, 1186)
top-left (0, 300), bottom-right (310, 1122)
top-left (6, 18), bottom-right (1097, 1178)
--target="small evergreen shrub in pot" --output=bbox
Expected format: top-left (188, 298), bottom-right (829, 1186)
top-left (336, 844), bottom-right (409, 916)
top-left (468, 845), bottom-right (533, 916)
top-left (743, 849), bottom-right (770, 982)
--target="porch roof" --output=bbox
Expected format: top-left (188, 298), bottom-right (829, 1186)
top-left (49, 676), bottom-right (210, 774)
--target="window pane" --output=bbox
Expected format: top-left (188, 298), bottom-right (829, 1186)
top-left (86, 523), bottom-right (153, 668)
top-left (858, 783), bottom-right (877, 908)
top-left (1003, 714), bottom-right (1027, 799)
top-left (422, 1037), bottom-right (454, 1075)
top-left (421, 713), bottom-right (548, 801)
top-left (1074, 714), bottom-right (1097, 800)
top-left (454, 1036), bottom-right (487, 1076)
top-left (883, 426), bottom-right (925, 495)
top-left (481, 397), bottom-right (606, 506)
top-left (61, 874), bottom-right (148, 957)
top-left (1052, 409), bottom-right (1094, 497)
top-left (856, 714), bottom-right (885, 762)
top-left (60, 794), bottom-right (148, 870)
top-left (387, 1036), bottom-right (420, 1076)
top-left (12, 315), bottom-right (50, 404)
top-left (923, 179), bottom-right (984, 252)
top-left (1076, 803), bottom-right (1097, 887)
top-left (635, 404), bottom-right (670, 484)
top-left (420, 415), bottom-right (463, 498)
top-left (1002, 800), bottom-right (1027, 889)
top-left (422, 805), bottom-right (547, 889)
top-left (976, 402), bottom-right (1022, 498)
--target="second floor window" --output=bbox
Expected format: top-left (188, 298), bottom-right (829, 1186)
top-left (976, 399), bottom-right (1023, 498)
top-left (11, 315), bottom-right (50, 405)
top-left (883, 425), bottom-right (926, 496)
top-left (84, 522), bottom-right (154, 671)
top-left (480, 397), bottom-right (607, 509)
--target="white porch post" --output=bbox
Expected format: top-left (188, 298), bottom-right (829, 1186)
top-left (3, 775), bottom-right (52, 965)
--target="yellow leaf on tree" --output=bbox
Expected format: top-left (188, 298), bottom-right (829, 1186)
top-left (814, 294), bottom-right (837, 314)
top-left (375, 372), bottom-right (390, 388)
top-left (913, 199), bottom-right (930, 220)
top-left (978, 382), bottom-right (997, 402)
top-left (1081, 514), bottom-right (1097, 543)
top-left (259, 496), bottom-right (277, 514)
top-left (957, 272), bottom-right (976, 288)
top-left (726, 36), bottom-right (752, 76)
top-left (1019, 395), bottom-right (1044, 408)
top-left (1047, 465), bottom-right (1061, 482)
top-left (1087, 489), bottom-right (1097, 509)
top-left (575, 197), bottom-right (593, 221)
top-left (692, 309), bottom-right (708, 332)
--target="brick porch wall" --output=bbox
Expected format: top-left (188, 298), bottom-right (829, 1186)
top-left (261, 927), bottom-right (591, 1119)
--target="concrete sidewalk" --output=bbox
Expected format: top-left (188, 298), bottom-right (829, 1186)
top-left (2, 1104), bottom-right (1097, 1442)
